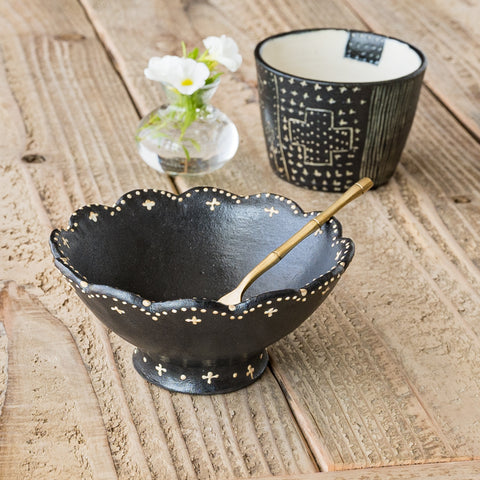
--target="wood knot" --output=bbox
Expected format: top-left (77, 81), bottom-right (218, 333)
top-left (22, 154), bottom-right (46, 164)
top-left (54, 33), bottom-right (87, 42)
top-left (452, 195), bottom-right (471, 204)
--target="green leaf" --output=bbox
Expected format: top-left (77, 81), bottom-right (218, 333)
top-left (182, 144), bottom-right (191, 161)
top-left (205, 72), bottom-right (223, 84)
top-left (188, 47), bottom-right (199, 59)
top-left (189, 138), bottom-right (201, 151)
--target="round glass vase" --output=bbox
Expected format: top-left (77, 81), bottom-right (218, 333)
top-left (135, 80), bottom-right (239, 176)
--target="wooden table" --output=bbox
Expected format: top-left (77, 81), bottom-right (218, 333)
top-left (1, 1), bottom-right (480, 478)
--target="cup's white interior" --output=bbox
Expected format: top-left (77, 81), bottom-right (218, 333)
top-left (260, 30), bottom-right (423, 83)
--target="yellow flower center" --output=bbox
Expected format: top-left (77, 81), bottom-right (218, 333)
top-left (181, 78), bottom-right (194, 86)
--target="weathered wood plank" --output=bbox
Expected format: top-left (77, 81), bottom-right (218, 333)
top-left (0, 0), bottom-right (318, 478)
top-left (267, 87), bottom-right (480, 470)
top-left (110, 331), bottom-right (317, 479)
top-left (0, 6), bottom-right (167, 477)
top-left (77, 0), bottom-right (480, 472)
top-left (346, 0), bottom-right (480, 139)
top-left (250, 460), bottom-right (480, 480)
top-left (0, 283), bottom-right (118, 479)
top-left (79, 0), bottom-right (365, 116)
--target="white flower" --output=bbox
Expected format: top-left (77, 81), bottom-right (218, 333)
top-left (203, 35), bottom-right (242, 72)
top-left (144, 55), bottom-right (210, 95)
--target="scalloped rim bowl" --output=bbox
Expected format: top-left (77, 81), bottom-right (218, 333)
top-left (50, 186), bottom-right (355, 394)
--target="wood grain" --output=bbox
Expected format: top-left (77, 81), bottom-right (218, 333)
top-left (0, 0), bottom-right (318, 478)
top-left (251, 460), bottom-right (480, 480)
top-left (110, 331), bottom-right (317, 479)
top-left (0, 3), bottom-right (171, 477)
top-left (267, 87), bottom-right (480, 470)
top-left (2, 0), bottom-right (480, 478)
top-left (76, 0), bottom-right (480, 473)
top-left (0, 283), bottom-right (117, 479)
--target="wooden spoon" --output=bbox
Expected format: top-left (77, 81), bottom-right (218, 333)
top-left (217, 177), bottom-right (373, 306)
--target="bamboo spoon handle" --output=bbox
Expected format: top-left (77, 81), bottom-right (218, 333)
top-left (217, 178), bottom-right (374, 306)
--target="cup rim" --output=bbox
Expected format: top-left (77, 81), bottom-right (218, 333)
top-left (254, 28), bottom-right (427, 86)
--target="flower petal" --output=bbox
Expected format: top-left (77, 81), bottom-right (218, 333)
top-left (144, 56), bottom-right (210, 95)
top-left (172, 58), bottom-right (210, 94)
top-left (144, 55), bottom-right (182, 82)
top-left (203, 35), bottom-right (242, 72)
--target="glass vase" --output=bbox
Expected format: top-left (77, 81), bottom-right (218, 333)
top-left (135, 80), bottom-right (239, 175)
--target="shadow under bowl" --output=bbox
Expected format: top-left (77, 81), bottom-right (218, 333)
top-left (50, 186), bottom-right (355, 394)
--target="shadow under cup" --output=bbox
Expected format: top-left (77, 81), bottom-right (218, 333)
top-left (255, 29), bottom-right (427, 191)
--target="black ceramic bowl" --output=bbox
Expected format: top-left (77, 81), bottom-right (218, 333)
top-left (50, 187), bottom-right (355, 394)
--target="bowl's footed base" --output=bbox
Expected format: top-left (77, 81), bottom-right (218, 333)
top-left (132, 349), bottom-right (269, 395)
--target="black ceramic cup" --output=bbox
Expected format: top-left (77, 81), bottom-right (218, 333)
top-left (255, 29), bottom-right (427, 191)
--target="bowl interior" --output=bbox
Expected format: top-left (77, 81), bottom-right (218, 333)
top-left (259, 29), bottom-right (423, 82)
top-left (56, 191), bottom-right (342, 302)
